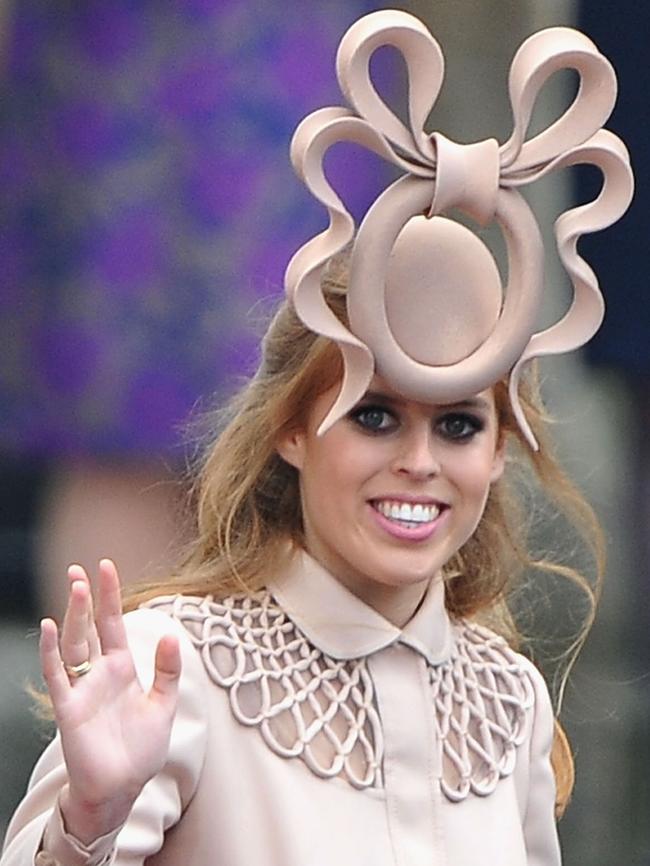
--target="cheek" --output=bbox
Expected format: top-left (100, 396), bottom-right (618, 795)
top-left (301, 439), bottom-right (357, 502)
top-left (450, 460), bottom-right (496, 546)
top-left (452, 453), bottom-right (499, 505)
top-left (308, 430), bottom-right (378, 485)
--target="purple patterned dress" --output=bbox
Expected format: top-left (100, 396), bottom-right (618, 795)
top-left (0, 0), bottom-right (387, 457)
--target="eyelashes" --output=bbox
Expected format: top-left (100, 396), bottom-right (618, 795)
top-left (349, 405), bottom-right (397, 433)
top-left (348, 404), bottom-right (487, 441)
top-left (436, 413), bottom-right (485, 441)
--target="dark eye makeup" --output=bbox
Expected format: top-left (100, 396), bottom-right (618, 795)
top-left (435, 412), bottom-right (485, 442)
top-left (348, 402), bottom-right (486, 442)
top-left (349, 404), bottom-right (397, 433)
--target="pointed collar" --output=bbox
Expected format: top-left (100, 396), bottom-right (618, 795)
top-left (268, 549), bottom-right (453, 666)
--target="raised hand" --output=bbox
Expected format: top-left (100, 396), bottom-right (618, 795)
top-left (39, 559), bottom-right (181, 845)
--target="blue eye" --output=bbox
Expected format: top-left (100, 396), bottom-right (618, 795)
top-left (437, 413), bottom-right (484, 442)
top-left (350, 405), bottom-right (397, 433)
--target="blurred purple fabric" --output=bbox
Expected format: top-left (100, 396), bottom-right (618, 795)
top-left (0, 1), bottom-right (391, 457)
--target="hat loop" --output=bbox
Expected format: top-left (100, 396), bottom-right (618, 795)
top-left (345, 179), bottom-right (543, 415)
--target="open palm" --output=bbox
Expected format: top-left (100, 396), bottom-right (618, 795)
top-left (40, 559), bottom-right (181, 843)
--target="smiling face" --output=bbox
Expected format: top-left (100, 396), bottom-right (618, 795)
top-left (277, 376), bottom-right (506, 622)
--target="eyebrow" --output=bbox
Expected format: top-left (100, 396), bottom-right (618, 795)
top-left (359, 391), bottom-right (493, 413)
top-left (445, 397), bottom-right (493, 412)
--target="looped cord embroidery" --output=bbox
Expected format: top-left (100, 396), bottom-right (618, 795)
top-left (145, 593), bottom-right (536, 802)
top-left (147, 593), bottom-right (384, 790)
top-left (431, 623), bottom-right (535, 801)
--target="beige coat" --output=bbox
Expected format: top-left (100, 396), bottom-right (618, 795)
top-left (2, 552), bottom-right (561, 866)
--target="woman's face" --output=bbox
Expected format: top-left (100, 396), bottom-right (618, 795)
top-left (277, 375), bottom-right (505, 617)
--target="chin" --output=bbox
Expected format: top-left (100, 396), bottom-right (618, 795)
top-left (362, 549), bottom-right (444, 589)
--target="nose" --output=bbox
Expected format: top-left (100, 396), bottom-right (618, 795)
top-left (391, 424), bottom-right (441, 480)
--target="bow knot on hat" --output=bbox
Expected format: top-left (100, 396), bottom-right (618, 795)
top-left (285, 10), bottom-right (633, 449)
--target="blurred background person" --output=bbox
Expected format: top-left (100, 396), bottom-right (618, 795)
top-left (577, 5), bottom-right (650, 664)
top-left (0, 0), bottom-right (389, 622)
top-left (573, 5), bottom-right (650, 859)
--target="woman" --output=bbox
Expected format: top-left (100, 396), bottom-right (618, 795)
top-left (0, 289), bottom-right (572, 866)
top-left (0, 9), bottom-right (632, 866)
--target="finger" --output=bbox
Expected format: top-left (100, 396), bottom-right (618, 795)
top-left (68, 564), bottom-right (101, 660)
top-left (95, 558), bottom-right (128, 652)
top-left (86, 601), bottom-right (101, 661)
top-left (67, 563), bottom-right (90, 589)
top-left (149, 635), bottom-right (181, 711)
top-left (60, 577), bottom-right (92, 668)
top-left (39, 618), bottom-right (70, 707)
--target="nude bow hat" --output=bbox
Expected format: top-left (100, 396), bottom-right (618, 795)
top-left (284, 9), bottom-right (634, 449)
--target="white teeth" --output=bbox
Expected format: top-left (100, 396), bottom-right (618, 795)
top-left (374, 500), bottom-right (440, 524)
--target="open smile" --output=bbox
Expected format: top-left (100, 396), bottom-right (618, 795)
top-left (368, 498), bottom-right (449, 541)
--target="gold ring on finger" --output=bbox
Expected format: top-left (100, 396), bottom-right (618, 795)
top-left (64, 660), bottom-right (92, 678)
